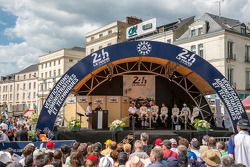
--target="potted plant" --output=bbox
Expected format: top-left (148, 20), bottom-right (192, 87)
top-left (193, 119), bottom-right (210, 132)
top-left (68, 119), bottom-right (81, 132)
top-left (109, 120), bottom-right (126, 132)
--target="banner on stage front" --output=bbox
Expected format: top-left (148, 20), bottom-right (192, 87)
top-left (123, 75), bottom-right (155, 99)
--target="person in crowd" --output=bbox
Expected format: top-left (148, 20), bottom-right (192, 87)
top-left (190, 138), bottom-right (202, 162)
top-left (51, 150), bottom-right (62, 167)
top-left (201, 149), bottom-right (221, 167)
top-left (169, 138), bottom-right (178, 152)
top-left (221, 156), bottom-right (235, 167)
top-left (140, 132), bottom-right (152, 155)
top-left (99, 156), bottom-right (113, 167)
top-left (61, 144), bottom-right (71, 164)
top-left (19, 143), bottom-right (35, 166)
top-left (85, 154), bottom-right (99, 167)
top-left (147, 146), bottom-right (165, 167)
top-left (178, 137), bottom-right (197, 161)
top-left (154, 138), bottom-right (163, 147)
top-left (228, 119), bottom-right (250, 167)
top-left (110, 149), bottom-right (120, 167)
top-left (200, 135), bottom-right (209, 154)
top-left (0, 130), bottom-right (10, 142)
top-left (129, 140), bottom-right (149, 159)
top-left (15, 124), bottom-right (28, 141)
top-left (46, 141), bottom-right (56, 153)
top-left (161, 139), bottom-right (178, 159)
top-left (176, 145), bottom-right (188, 167)
top-left (126, 156), bottom-right (146, 167)
top-left (92, 142), bottom-right (103, 159)
top-left (118, 152), bottom-right (128, 167)
top-left (0, 151), bottom-right (13, 166)
top-left (44, 127), bottom-right (55, 140)
top-left (101, 139), bottom-right (113, 156)
top-left (123, 143), bottom-right (132, 156)
top-left (216, 141), bottom-right (228, 157)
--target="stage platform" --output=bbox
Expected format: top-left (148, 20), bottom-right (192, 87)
top-left (55, 128), bottom-right (233, 144)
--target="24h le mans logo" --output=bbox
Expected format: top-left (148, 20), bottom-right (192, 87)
top-left (137, 41), bottom-right (152, 55)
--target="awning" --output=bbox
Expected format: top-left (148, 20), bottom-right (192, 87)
top-left (23, 109), bottom-right (35, 117)
top-left (242, 96), bottom-right (250, 110)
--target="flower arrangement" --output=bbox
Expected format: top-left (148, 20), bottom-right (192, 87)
top-left (109, 119), bottom-right (126, 132)
top-left (193, 119), bottom-right (210, 131)
top-left (68, 119), bottom-right (81, 131)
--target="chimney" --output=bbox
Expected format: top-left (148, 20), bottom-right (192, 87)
top-left (126, 16), bottom-right (143, 25)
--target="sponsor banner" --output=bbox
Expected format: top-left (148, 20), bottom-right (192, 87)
top-left (78, 96), bottom-right (87, 103)
top-left (123, 75), bottom-right (155, 99)
top-left (0, 140), bottom-right (75, 155)
top-left (108, 96), bottom-right (119, 103)
top-left (66, 96), bottom-right (76, 104)
top-left (215, 98), bottom-right (223, 128)
top-left (126, 18), bottom-right (156, 39)
top-left (36, 41), bottom-right (248, 132)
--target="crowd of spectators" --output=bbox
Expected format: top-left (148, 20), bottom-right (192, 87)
top-left (0, 131), bottom-right (248, 167)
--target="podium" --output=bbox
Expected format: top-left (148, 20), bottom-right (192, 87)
top-left (91, 110), bottom-right (108, 129)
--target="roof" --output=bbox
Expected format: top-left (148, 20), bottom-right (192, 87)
top-left (174, 16), bottom-right (195, 30)
top-left (17, 64), bottom-right (38, 74)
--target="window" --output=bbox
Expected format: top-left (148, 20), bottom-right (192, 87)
top-left (33, 73), bottom-right (36, 77)
top-left (10, 85), bottom-right (13, 92)
top-left (69, 59), bottom-right (73, 62)
top-left (10, 94), bottom-right (12, 101)
top-left (90, 49), bottom-right (94, 53)
top-left (91, 36), bottom-right (94, 41)
top-left (245, 45), bottom-right (250, 62)
top-left (0, 86), bottom-right (1, 92)
top-left (49, 71), bottom-right (51, 78)
top-left (29, 83), bottom-right (31, 89)
top-left (54, 61), bottom-right (56, 66)
top-left (99, 33), bottom-right (103, 38)
top-left (198, 27), bottom-right (203, 35)
top-left (198, 44), bottom-right (204, 58)
top-left (227, 41), bottom-right (234, 59)
top-left (29, 74), bottom-right (31, 78)
top-left (54, 70), bottom-right (56, 77)
top-left (24, 75), bottom-right (26, 80)
top-left (23, 93), bottom-right (25, 99)
top-left (58, 69), bottom-right (61, 76)
top-left (17, 84), bottom-right (19, 91)
top-left (23, 83), bottom-right (25, 90)
top-left (58, 59), bottom-right (61, 65)
top-left (17, 76), bottom-right (19, 80)
top-left (191, 29), bottom-right (196, 37)
top-left (33, 92), bottom-right (36, 99)
top-left (191, 45), bottom-right (196, 54)
top-left (17, 93), bottom-right (19, 100)
top-left (28, 92), bottom-right (31, 99)
top-left (246, 70), bottom-right (250, 90)
top-left (241, 26), bottom-right (246, 34)
top-left (49, 62), bottom-right (51, 67)
top-left (45, 72), bottom-right (47, 78)
top-left (40, 64), bottom-right (43, 69)
top-left (108, 30), bottom-right (112, 34)
top-left (45, 63), bottom-right (47, 68)
top-left (33, 82), bottom-right (36, 89)
top-left (167, 39), bottom-right (171, 44)
top-left (227, 68), bottom-right (234, 86)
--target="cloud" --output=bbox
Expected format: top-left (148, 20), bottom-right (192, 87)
top-left (0, 0), bottom-right (249, 76)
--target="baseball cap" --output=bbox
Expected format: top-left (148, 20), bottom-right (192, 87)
top-left (161, 140), bottom-right (172, 148)
top-left (237, 119), bottom-right (250, 130)
top-left (155, 138), bottom-right (163, 146)
top-left (104, 139), bottom-right (112, 145)
top-left (46, 141), bottom-right (55, 148)
top-left (86, 155), bottom-right (98, 161)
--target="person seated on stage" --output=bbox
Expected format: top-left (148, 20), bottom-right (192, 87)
top-left (190, 106), bottom-right (200, 123)
top-left (179, 103), bottom-right (191, 123)
top-left (171, 104), bottom-right (180, 125)
top-left (43, 127), bottom-right (55, 140)
top-left (160, 103), bottom-right (168, 123)
top-left (150, 102), bottom-right (159, 123)
top-left (139, 103), bottom-right (148, 127)
top-left (95, 104), bottom-right (102, 111)
top-left (85, 102), bottom-right (92, 117)
top-left (128, 102), bottom-right (138, 127)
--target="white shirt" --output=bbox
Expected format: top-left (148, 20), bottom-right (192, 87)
top-left (234, 130), bottom-right (250, 166)
top-left (128, 106), bottom-right (137, 114)
top-left (0, 133), bottom-right (10, 142)
top-left (86, 105), bottom-right (92, 116)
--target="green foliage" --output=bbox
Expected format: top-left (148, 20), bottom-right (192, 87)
top-left (28, 113), bottom-right (39, 130)
top-left (193, 119), bottom-right (210, 129)
top-left (27, 130), bottom-right (35, 141)
top-left (109, 119), bottom-right (125, 132)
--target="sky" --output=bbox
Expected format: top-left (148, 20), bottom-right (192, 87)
top-left (0, 0), bottom-right (249, 76)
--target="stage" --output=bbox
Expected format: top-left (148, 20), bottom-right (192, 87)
top-left (55, 128), bottom-right (232, 144)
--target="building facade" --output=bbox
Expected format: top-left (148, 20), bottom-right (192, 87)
top-left (85, 16), bottom-right (142, 55)
top-left (37, 47), bottom-right (85, 112)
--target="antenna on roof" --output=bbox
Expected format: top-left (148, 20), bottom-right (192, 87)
top-left (218, 0), bottom-right (224, 17)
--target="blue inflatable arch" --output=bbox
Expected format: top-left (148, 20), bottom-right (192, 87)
top-left (36, 41), bottom-right (249, 132)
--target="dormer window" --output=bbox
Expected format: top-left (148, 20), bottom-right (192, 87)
top-left (191, 29), bottom-right (196, 37)
top-left (198, 27), bottom-right (203, 35)
top-left (241, 25), bottom-right (246, 34)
